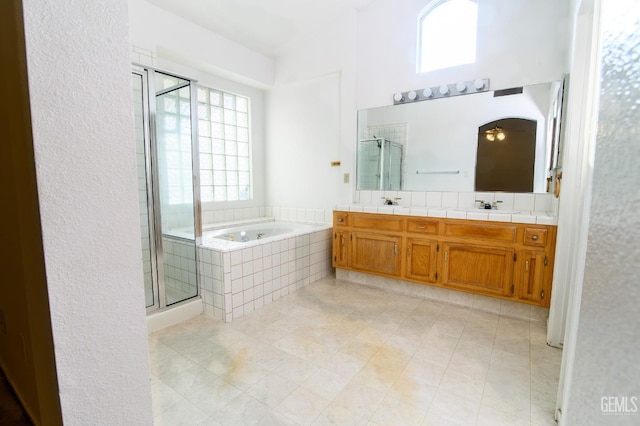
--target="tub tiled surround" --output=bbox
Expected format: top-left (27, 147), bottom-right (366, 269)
top-left (162, 237), bottom-right (198, 300)
top-left (201, 206), bottom-right (267, 228)
top-left (201, 206), bottom-right (333, 229)
top-left (198, 228), bottom-right (333, 322)
top-left (350, 190), bottom-right (558, 225)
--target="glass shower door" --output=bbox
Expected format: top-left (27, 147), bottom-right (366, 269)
top-left (152, 72), bottom-right (199, 306)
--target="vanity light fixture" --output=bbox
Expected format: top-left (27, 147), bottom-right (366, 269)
top-left (393, 78), bottom-right (489, 105)
top-left (485, 126), bottom-right (506, 141)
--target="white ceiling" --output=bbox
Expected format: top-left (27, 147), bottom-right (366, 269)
top-left (145, 0), bottom-right (376, 57)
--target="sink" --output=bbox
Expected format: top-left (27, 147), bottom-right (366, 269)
top-left (455, 208), bottom-right (520, 214)
top-left (486, 209), bottom-right (520, 214)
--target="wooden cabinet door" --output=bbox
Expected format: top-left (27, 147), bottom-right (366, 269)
top-left (351, 232), bottom-right (402, 276)
top-left (333, 230), bottom-right (350, 268)
top-left (442, 242), bottom-right (514, 296)
top-left (516, 250), bottom-right (547, 304)
top-left (406, 238), bottom-right (438, 283)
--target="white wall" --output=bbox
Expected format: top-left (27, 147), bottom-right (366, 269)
top-left (266, 0), bottom-right (571, 213)
top-left (128, 0), bottom-right (275, 88)
top-left (562, 0), bottom-right (640, 423)
top-left (266, 10), bottom-right (360, 212)
top-left (23, 0), bottom-right (153, 424)
top-left (356, 0), bottom-right (571, 109)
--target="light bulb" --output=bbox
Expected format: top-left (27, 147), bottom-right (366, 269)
top-left (496, 131), bottom-right (506, 141)
top-left (486, 132), bottom-right (495, 141)
top-left (423, 88), bottom-right (433, 98)
top-left (474, 79), bottom-right (486, 90)
top-left (393, 92), bottom-right (404, 102)
top-left (439, 85), bottom-right (450, 95)
top-left (408, 90), bottom-right (417, 101)
top-left (456, 82), bottom-right (467, 92)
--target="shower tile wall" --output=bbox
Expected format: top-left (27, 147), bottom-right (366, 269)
top-left (132, 75), bottom-right (153, 307)
top-left (198, 228), bottom-right (333, 322)
top-left (365, 123), bottom-right (408, 144)
top-left (162, 237), bottom-right (198, 302)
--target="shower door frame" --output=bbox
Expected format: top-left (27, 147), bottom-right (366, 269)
top-left (133, 65), bottom-right (202, 314)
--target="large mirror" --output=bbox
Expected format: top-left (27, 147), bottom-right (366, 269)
top-left (356, 81), bottom-right (565, 193)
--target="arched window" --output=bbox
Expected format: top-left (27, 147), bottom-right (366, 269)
top-left (417, 0), bottom-right (478, 72)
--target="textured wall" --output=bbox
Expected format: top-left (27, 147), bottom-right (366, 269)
top-left (23, 0), bottom-right (153, 424)
top-left (565, 1), bottom-right (640, 423)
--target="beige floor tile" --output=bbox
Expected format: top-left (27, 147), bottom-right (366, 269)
top-left (370, 394), bottom-right (428, 425)
top-left (213, 393), bottom-right (293, 425)
top-left (368, 343), bottom-right (413, 374)
top-left (148, 278), bottom-right (563, 426)
top-left (276, 386), bottom-right (330, 425)
top-left (272, 354), bottom-right (318, 384)
top-left (402, 358), bottom-right (447, 388)
top-left (246, 372), bottom-right (298, 408)
top-left (352, 363), bottom-right (400, 393)
top-left (476, 404), bottom-right (530, 426)
top-left (301, 367), bottom-right (351, 401)
top-left (316, 351), bottom-right (365, 380)
top-left (388, 374), bottom-right (437, 408)
top-left (438, 369), bottom-right (486, 402)
top-left (427, 388), bottom-right (481, 425)
top-left (334, 380), bottom-right (385, 420)
top-left (153, 398), bottom-right (213, 426)
top-left (311, 403), bottom-right (368, 426)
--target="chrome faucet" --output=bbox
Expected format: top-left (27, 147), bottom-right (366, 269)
top-left (475, 199), bottom-right (503, 210)
top-left (381, 197), bottom-right (402, 205)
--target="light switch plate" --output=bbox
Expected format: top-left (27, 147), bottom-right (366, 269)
top-left (343, 173), bottom-right (350, 183)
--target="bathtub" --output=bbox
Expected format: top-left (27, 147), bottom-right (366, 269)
top-left (206, 221), bottom-right (313, 243)
top-left (197, 219), bottom-right (334, 322)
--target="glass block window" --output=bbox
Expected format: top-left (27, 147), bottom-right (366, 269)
top-left (156, 74), bottom-right (194, 206)
top-left (418, 0), bottom-right (478, 73)
top-left (197, 87), bottom-right (251, 202)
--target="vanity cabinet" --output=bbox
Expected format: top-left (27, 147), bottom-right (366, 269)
top-left (442, 242), bottom-right (514, 297)
top-left (405, 238), bottom-right (438, 283)
top-left (351, 232), bottom-right (402, 276)
top-left (332, 229), bottom-right (350, 268)
top-left (333, 211), bottom-right (557, 307)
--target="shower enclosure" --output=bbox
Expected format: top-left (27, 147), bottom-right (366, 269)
top-left (132, 66), bottom-right (201, 312)
top-left (356, 138), bottom-right (403, 190)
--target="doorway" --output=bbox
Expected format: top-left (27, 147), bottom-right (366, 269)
top-left (475, 118), bottom-right (537, 192)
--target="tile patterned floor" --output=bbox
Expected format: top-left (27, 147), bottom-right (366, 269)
top-left (149, 277), bottom-right (561, 425)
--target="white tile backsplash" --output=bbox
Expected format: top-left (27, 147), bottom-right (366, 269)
top-left (534, 194), bottom-right (552, 211)
top-left (514, 193), bottom-right (535, 211)
top-left (426, 191), bottom-right (443, 207)
top-left (441, 192), bottom-right (459, 208)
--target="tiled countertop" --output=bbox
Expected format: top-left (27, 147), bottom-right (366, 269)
top-left (334, 204), bottom-right (558, 226)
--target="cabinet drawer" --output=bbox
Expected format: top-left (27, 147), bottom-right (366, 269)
top-left (444, 222), bottom-right (517, 243)
top-left (523, 227), bottom-right (547, 247)
top-left (351, 213), bottom-right (404, 232)
top-left (406, 219), bottom-right (439, 234)
top-left (334, 211), bottom-right (349, 227)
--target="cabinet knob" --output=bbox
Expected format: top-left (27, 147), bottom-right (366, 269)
top-left (531, 235), bottom-right (538, 241)
top-left (338, 218), bottom-right (344, 222)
